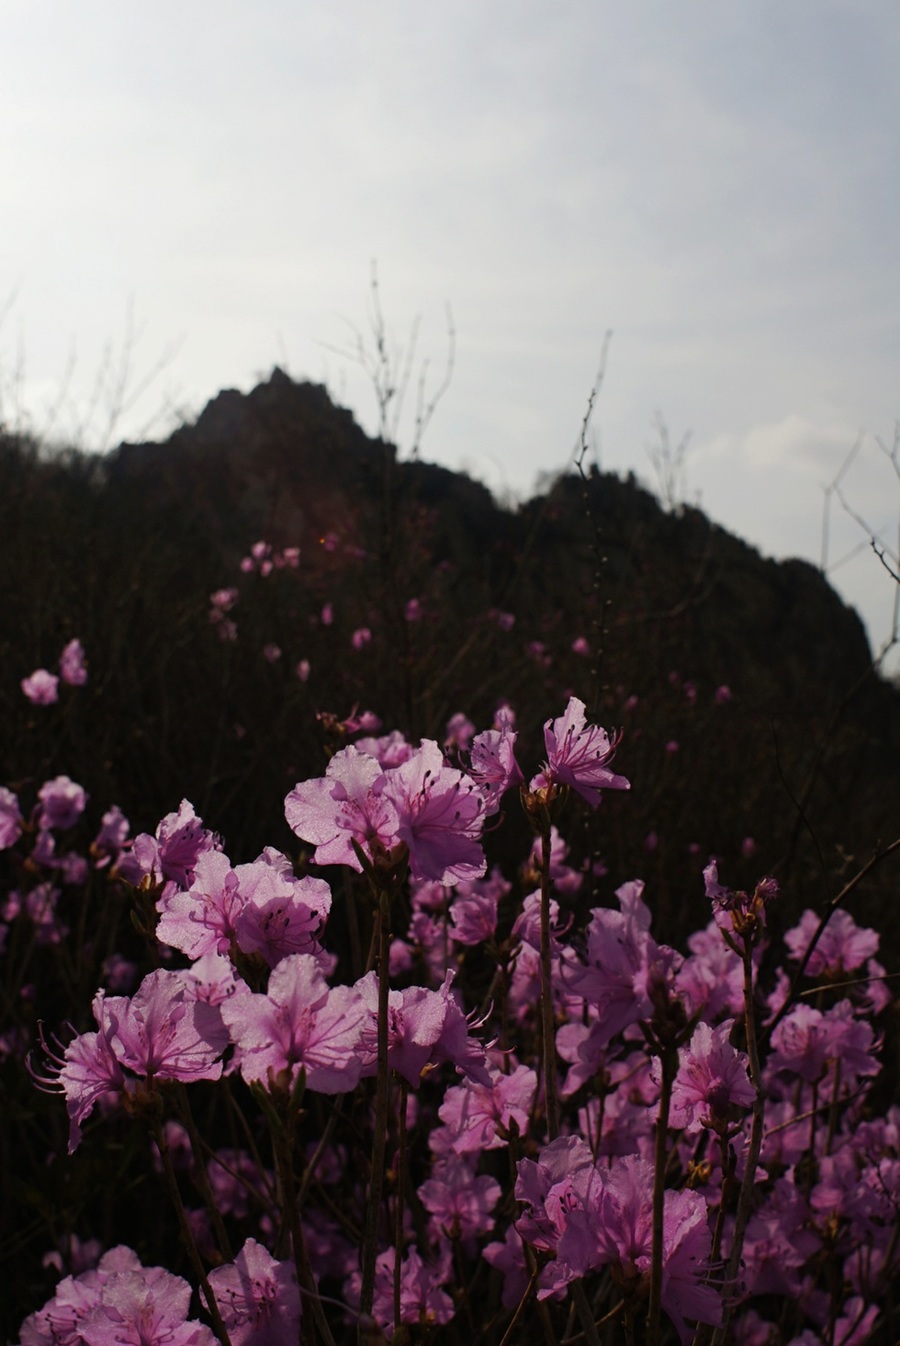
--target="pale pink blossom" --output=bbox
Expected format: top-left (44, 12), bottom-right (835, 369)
top-left (22, 669), bottom-right (59, 705)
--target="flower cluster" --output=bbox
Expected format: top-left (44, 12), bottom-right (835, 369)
top-left (10, 694), bottom-right (899, 1346)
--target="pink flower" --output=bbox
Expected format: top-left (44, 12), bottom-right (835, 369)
top-left (121, 800), bottom-right (217, 890)
top-left (33, 992), bottom-right (127, 1153)
top-left (232, 849), bottom-right (331, 969)
top-left (59, 639), bottom-right (88, 686)
top-left (207, 1239), bottom-right (300, 1346)
top-left (355, 969), bottom-right (490, 1088)
top-left (285, 745), bottom-right (400, 872)
top-left (262, 643), bottom-right (281, 663)
top-left (210, 587), bottom-right (238, 612)
top-left (295, 659), bottom-right (310, 682)
top-left (433, 1063), bottom-right (537, 1154)
top-left (349, 1246), bottom-right (454, 1338)
top-left (669, 1019), bottom-right (755, 1132)
top-left (19, 1247), bottom-right (214, 1346)
top-left (81, 1266), bottom-right (215, 1345)
top-left (156, 849), bottom-right (242, 960)
top-left (467, 722), bottom-right (524, 816)
top-left (0, 787), bottom-right (23, 849)
top-left (103, 969), bottom-right (228, 1084)
top-left (221, 954), bottom-right (364, 1094)
top-left (419, 1154), bottom-right (501, 1242)
top-left (784, 908), bottom-right (879, 978)
top-left (405, 597), bottom-right (422, 621)
top-left (571, 636), bottom-right (590, 656)
top-left (565, 881), bottom-right (679, 1045)
top-left (22, 669), bottom-right (59, 705)
top-left (556, 1156), bottom-right (720, 1340)
top-left (37, 776), bottom-right (88, 830)
top-left (445, 712), bottom-right (476, 752)
top-left (529, 696), bottom-right (629, 806)
top-left (382, 740), bottom-right (487, 884)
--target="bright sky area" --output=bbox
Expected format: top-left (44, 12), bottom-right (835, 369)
top-left (2, 2), bottom-right (899, 672)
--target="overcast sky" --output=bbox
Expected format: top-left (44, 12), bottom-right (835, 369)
top-left (2, 1), bottom-right (898, 671)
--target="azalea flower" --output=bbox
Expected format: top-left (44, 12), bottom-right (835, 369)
top-left (207, 1239), bottom-right (300, 1346)
top-left (382, 740), bottom-right (487, 884)
top-left (529, 696), bottom-right (629, 806)
top-left (221, 953), bottom-right (364, 1093)
top-left (669, 1019), bottom-right (756, 1132)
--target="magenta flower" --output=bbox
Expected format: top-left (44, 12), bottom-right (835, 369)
top-left (565, 881), bottom-right (680, 1046)
top-left (207, 1238), bottom-right (300, 1346)
top-left (529, 696), bottom-right (629, 806)
top-left (382, 740), bottom-right (487, 884)
top-left (768, 1000), bottom-right (880, 1091)
top-left (669, 1019), bottom-right (756, 1132)
top-left (91, 805), bottom-right (130, 867)
top-left (515, 1135), bottom-right (596, 1256)
top-left (221, 953), bottom-right (364, 1093)
top-left (59, 638), bottom-right (88, 686)
top-left (556, 1156), bottom-right (720, 1340)
top-left (34, 991), bottom-right (127, 1153)
top-left (233, 852), bottom-right (331, 969)
top-left (22, 668), bottom-right (59, 705)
